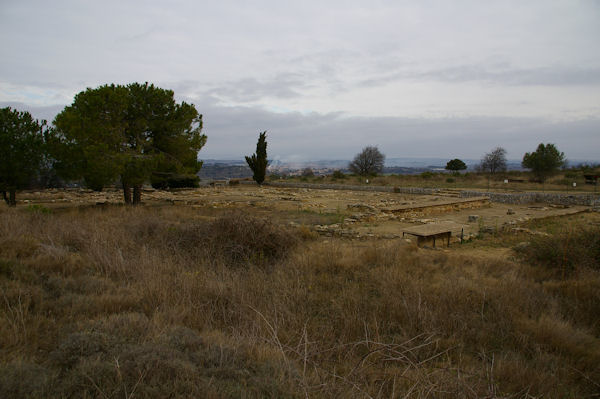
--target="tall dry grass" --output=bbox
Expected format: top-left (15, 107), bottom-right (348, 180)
top-left (0, 205), bottom-right (599, 398)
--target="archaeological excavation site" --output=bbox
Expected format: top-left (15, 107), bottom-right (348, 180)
top-left (1, 182), bottom-right (599, 398)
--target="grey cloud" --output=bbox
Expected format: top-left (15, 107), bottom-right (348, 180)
top-left (359, 65), bottom-right (600, 88)
top-left (207, 74), bottom-right (310, 103)
top-left (4, 97), bottom-right (599, 162)
top-left (418, 65), bottom-right (600, 86)
top-left (183, 97), bottom-right (600, 162)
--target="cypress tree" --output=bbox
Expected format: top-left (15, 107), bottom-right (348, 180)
top-left (245, 131), bottom-right (269, 185)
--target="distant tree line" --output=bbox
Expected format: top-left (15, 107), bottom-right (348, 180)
top-left (0, 90), bottom-right (577, 207)
top-left (342, 143), bottom-right (568, 185)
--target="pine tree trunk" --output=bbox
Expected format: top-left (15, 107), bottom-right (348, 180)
top-left (9, 190), bottom-right (16, 207)
top-left (132, 185), bottom-right (142, 205)
top-left (123, 183), bottom-right (132, 204)
top-left (2, 191), bottom-right (8, 205)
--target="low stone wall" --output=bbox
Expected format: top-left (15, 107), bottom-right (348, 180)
top-left (459, 190), bottom-right (600, 206)
top-left (385, 197), bottom-right (490, 217)
top-left (254, 181), bottom-right (600, 206)
top-left (263, 181), bottom-right (441, 195)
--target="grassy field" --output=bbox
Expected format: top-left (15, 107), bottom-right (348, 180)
top-left (1, 203), bottom-right (599, 398)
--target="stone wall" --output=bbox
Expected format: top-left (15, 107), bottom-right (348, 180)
top-left (255, 181), bottom-right (600, 206)
top-left (459, 190), bottom-right (600, 206)
top-left (263, 181), bottom-right (441, 195)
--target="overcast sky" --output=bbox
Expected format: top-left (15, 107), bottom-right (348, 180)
top-left (1, 0), bottom-right (599, 162)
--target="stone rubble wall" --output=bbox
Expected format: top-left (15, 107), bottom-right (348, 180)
top-left (260, 181), bottom-right (600, 206)
top-left (388, 199), bottom-right (490, 217)
top-left (459, 190), bottom-right (600, 206)
top-left (262, 181), bottom-right (440, 195)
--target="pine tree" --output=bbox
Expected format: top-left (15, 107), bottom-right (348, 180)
top-left (51, 83), bottom-right (206, 204)
top-left (522, 143), bottom-right (565, 183)
top-left (245, 131), bottom-right (269, 184)
top-left (0, 107), bottom-right (47, 206)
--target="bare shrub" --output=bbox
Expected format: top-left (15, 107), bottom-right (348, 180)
top-left (0, 361), bottom-right (53, 398)
top-left (515, 226), bottom-right (600, 276)
top-left (46, 315), bottom-right (294, 398)
top-left (168, 213), bottom-right (299, 268)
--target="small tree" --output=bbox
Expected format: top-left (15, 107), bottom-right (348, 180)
top-left (445, 159), bottom-right (467, 174)
top-left (522, 143), bottom-right (565, 183)
top-left (349, 146), bottom-right (385, 176)
top-left (0, 107), bottom-right (47, 206)
top-left (332, 170), bottom-right (345, 179)
top-left (245, 131), bottom-right (269, 184)
top-left (302, 167), bottom-right (314, 177)
top-left (479, 147), bottom-right (507, 175)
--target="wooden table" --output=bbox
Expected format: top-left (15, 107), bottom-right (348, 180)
top-left (402, 223), bottom-right (454, 247)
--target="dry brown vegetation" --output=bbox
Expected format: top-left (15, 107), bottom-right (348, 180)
top-left (1, 204), bottom-right (599, 398)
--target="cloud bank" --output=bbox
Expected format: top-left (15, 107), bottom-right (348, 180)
top-left (1, 0), bottom-right (599, 161)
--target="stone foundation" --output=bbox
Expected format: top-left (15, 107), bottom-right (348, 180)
top-left (264, 181), bottom-right (599, 206)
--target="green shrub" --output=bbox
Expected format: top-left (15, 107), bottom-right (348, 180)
top-left (151, 174), bottom-right (199, 189)
top-left (168, 174), bottom-right (199, 188)
top-left (420, 171), bottom-right (435, 179)
top-left (332, 170), bottom-right (345, 179)
top-left (229, 179), bottom-right (240, 186)
top-left (564, 171), bottom-right (578, 179)
top-left (446, 177), bottom-right (455, 183)
top-left (26, 204), bottom-right (52, 214)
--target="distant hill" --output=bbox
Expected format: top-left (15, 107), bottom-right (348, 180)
top-left (198, 163), bottom-right (252, 179)
top-left (197, 157), bottom-right (532, 179)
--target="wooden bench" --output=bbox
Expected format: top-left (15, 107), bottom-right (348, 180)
top-left (402, 223), bottom-right (455, 247)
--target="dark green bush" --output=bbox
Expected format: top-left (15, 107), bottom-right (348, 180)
top-left (420, 171), bottom-right (435, 179)
top-left (167, 174), bottom-right (199, 188)
top-left (564, 171), bottom-right (578, 179)
top-left (332, 170), bottom-right (345, 179)
top-left (151, 174), bottom-right (199, 189)
top-left (446, 177), bottom-right (455, 183)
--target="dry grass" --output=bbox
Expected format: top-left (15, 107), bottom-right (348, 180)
top-left (292, 170), bottom-right (600, 193)
top-left (0, 205), bottom-right (599, 398)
